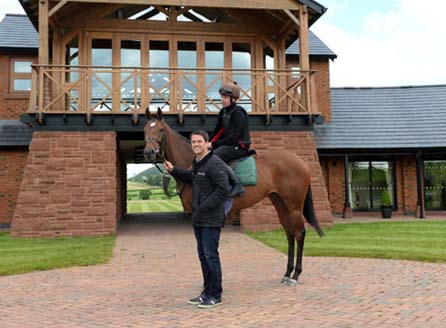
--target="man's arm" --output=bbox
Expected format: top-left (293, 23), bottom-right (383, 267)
top-left (164, 160), bottom-right (193, 184)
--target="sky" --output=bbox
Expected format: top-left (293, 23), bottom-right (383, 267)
top-left (1, 0), bottom-right (444, 88)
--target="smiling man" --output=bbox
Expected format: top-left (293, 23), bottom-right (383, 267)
top-left (164, 130), bottom-right (230, 309)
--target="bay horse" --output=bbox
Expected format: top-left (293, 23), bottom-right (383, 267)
top-left (143, 108), bottom-right (324, 286)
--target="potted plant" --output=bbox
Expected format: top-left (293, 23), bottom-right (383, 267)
top-left (380, 188), bottom-right (393, 219)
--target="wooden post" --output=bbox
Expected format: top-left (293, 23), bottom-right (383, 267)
top-left (39, 0), bottom-right (49, 65)
top-left (298, 4), bottom-right (309, 71)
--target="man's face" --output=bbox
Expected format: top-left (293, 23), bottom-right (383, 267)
top-left (191, 134), bottom-right (209, 157)
top-left (221, 95), bottom-right (232, 107)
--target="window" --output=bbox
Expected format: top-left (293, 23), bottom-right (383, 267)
top-left (349, 161), bottom-right (395, 210)
top-left (424, 160), bottom-right (446, 209)
top-left (10, 58), bottom-right (33, 93)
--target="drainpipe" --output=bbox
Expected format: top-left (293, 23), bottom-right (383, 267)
top-left (343, 155), bottom-right (353, 218)
top-left (416, 151), bottom-right (425, 219)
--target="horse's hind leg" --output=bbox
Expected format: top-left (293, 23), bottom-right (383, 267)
top-left (283, 210), bottom-right (306, 286)
top-left (292, 225), bottom-right (306, 282)
top-left (269, 193), bottom-right (297, 285)
top-left (283, 231), bottom-right (295, 279)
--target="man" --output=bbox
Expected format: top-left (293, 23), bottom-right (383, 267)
top-left (163, 130), bottom-right (230, 309)
top-left (210, 81), bottom-right (251, 162)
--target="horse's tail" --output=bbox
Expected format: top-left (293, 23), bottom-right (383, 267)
top-left (304, 185), bottom-right (325, 237)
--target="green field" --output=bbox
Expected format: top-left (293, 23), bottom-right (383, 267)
top-left (127, 199), bottom-right (184, 212)
top-left (248, 221), bottom-right (446, 263)
top-left (127, 181), bottom-right (183, 213)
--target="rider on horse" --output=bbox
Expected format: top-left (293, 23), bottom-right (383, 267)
top-left (210, 82), bottom-right (252, 163)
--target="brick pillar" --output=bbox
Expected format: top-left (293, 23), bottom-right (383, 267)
top-left (401, 156), bottom-right (418, 215)
top-left (240, 131), bottom-right (332, 231)
top-left (11, 131), bottom-right (118, 237)
top-left (0, 149), bottom-right (28, 227)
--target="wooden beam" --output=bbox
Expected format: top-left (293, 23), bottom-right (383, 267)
top-left (298, 4), bottom-right (309, 70)
top-left (57, 0), bottom-right (300, 10)
top-left (283, 9), bottom-right (299, 26)
top-left (65, 17), bottom-right (274, 35)
top-left (39, 0), bottom-right (49, 65)
top-left (49, 0), bottom-right (68, 18)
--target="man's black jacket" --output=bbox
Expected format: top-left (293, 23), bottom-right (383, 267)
top-left (170, 151), bottom-right (230, 228)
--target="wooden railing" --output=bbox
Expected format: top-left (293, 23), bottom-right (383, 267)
top-left (28, 65), bottom-right (318, 124)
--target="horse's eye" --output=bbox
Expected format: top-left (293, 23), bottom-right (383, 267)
top-left (160, 128), bottom-right (164, 132)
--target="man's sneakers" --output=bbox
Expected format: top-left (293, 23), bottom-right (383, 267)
top-left (187, 295), bottom-right (222, 308)
top-left (197, 298), bottom-right (221, 309)
top-left (187, 295), bottom-right (205, 305)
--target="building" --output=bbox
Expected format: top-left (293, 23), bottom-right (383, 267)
top-left (1, 0), bottom-right (334, 236)
top-left (316, 85), bottom-right (446, 218)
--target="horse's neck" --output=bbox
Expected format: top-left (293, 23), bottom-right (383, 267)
top-left (164, 128), bottom-right (195, 168)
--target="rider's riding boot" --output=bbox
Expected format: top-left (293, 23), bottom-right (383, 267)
top-left (225, 163), bottom-right (245, 197)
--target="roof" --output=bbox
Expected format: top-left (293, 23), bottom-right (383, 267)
top-left (0, 120), bottom-right (33, 147)
top-left (315, 85), bottom-right (446, 150)
top-left (0, 14), bottom-right (38, 49)
top-left (0, 12), bottom-right (336, 58)
top-left (286, 30), bottom-right (336, 58)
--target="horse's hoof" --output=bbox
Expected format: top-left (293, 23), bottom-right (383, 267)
top-left (281, 277), bottom-right (290, 284)
top-left (281, 277), bottom-right (298, 286)
top-left (287, 278), bottom-right (298, 286)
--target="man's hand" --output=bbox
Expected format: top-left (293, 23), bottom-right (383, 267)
top-left (163, 160), bottom-right (174, 172)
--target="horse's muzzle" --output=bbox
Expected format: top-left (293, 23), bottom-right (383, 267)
top-left (143, 148), bottom-right (157, 161)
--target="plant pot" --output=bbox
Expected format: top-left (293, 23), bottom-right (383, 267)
top-left (380, 205), bottom-right (393, 219)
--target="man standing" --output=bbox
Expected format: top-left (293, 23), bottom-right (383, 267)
top-left (164, 130), bottom-right (230, 309)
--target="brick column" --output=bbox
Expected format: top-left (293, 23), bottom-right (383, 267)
top-left (0, 150), bottom-right (28, 227)
top-left (12, 131), bottom-right (118, 237)
top-left (240, 131), bottom-right (332, 231)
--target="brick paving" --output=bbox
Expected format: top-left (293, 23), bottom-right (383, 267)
top-left (1, 213), bottom-right (446, 328)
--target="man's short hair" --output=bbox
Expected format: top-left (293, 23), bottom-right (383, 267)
top-left (190, 130), bottom-right (209, 142)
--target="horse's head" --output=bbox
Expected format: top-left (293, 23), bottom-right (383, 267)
top-left (143, 108), bottom-right (167, 162)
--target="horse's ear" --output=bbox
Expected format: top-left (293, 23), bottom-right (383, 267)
top-left (145, 107), bottom-right (151, 120)
top-left (156, 107), bottom-right (163, 120)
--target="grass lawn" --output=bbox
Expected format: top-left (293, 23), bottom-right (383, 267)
top-left (0, 233), bottom-right (115, 276)
top-left (127, 198), bottom-right (183, 213)
top-left (247, 221), bottom-right (446, 263)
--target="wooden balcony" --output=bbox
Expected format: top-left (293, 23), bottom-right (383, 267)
top-left (28, 65), bottom-right (319, 124)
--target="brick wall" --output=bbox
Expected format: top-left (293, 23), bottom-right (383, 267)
top-left (11, 131), bottom-right (119, 237)
top-left (320, 157), bottom-right (345, 214)
top-left (287, 58), bottom-right (332, 122)
top-left (240, 131), bottom-right (332, 231)
top-left (0, 53), bottom-right (35, 119)
top-left (401, 156), bottom-right (418, 215)
top-left (0, 149), bottom-right (28, 226)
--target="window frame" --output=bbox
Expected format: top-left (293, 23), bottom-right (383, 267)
top-left (9, 57), bottom-right (34, 95)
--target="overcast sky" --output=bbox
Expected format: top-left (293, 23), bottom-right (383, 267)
top-left (2, 0), bottom-right (444, 88)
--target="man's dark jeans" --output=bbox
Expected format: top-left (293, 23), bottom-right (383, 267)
top-left (193, 225), bottom-right (222, 300)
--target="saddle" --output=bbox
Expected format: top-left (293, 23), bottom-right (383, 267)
top-left (230, 150), bottom-right (257, 187)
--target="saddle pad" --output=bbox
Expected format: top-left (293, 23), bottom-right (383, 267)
top-left (234, 156), bottom-right (257, 186)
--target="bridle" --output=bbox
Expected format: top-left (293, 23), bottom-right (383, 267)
top-left (145, 125), bottom-right (186, 197)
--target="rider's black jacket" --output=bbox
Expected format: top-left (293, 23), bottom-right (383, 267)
top-left (210, 103), bottom-right (251, 149)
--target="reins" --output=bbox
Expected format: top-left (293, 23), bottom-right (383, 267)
top-left (147, 127), bottom-right (187, 198)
